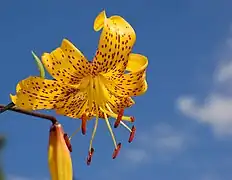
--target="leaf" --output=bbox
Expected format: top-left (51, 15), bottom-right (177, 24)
top-left (31, 51), bottom-right (45, 78)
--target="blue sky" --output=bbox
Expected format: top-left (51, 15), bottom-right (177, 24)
top-left (1, 0), bottom-right (232, 180)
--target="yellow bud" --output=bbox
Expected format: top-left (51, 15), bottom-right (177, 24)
top-left (48, 123), bottom-right (73, 180)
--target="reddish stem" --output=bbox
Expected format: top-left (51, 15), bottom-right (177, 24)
top-left (0, 104), bottom-right (57, 124)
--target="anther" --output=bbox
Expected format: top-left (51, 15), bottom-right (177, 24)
top-left (87, 148), bottom-right (94, 166)
top-left (130, 116), bottom-right (135, 122)
top-left (63, 133), bottom-right (72, 152)
top-left (114, 109), bottom-right (124, 128)
top-left (128, 126), bottom-right (136, 143)
top-left (81, 114), bottom-right (87, 135)
top-left (112, 143), bottom-right (122, 159)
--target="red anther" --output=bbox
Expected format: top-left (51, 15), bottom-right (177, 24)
top-left (86, 148), bottom-right (94, 166)
top-left (130, 116), bottom-right (135, 122)
top-left (128, 126), bottom-right (136, 143)
top-left (63, 133), bottom-right (72, 152)
top-left (81, 114), bottom-right (87, 135)
top-left (114, 109), bottom-right (124, 128)
top-left (112, 143), bottom-right (122, 159)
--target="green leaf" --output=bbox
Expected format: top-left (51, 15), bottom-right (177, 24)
top-left (31, 51), bottom-right (45, 78)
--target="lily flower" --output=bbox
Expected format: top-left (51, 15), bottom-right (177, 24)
top-left (10, 10), bottom-right (148, 164)
top-left (48, 123), bottom-right (73, 180)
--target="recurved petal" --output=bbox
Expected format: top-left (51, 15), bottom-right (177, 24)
top-left (48, 123), bottom-right (73, 180)
top-left (42, 39), bottom-right (92, 85)
top-left (92, 10), bottom-right (136, 75)
top-left (104, 53), bottom-right (148, 97)
top-left (10, 76), bottom-right (78, 111)
top-left (106, 95), bottom-right (135, 114)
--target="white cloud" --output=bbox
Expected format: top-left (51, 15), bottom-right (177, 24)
top-left (177, 95), bottom-right (232, 136)
top-left (177, 29), bottom-right (232, 136)
top-left (123, 123), bottom-right (190, 165)
top-left (216, 61), bottom-right (232, 83)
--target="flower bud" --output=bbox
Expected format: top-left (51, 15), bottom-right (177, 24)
top-left (48, 123), bottom-right (73, 180)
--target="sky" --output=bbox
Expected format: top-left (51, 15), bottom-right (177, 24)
top-left (1, 0), bottom-right (232, 180)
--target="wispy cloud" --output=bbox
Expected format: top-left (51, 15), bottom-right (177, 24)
top-left (177, 95), bottom-right (232, 136)
top-left (7, 174), bottom-right (48, 180)
top-left (177, 29), bottom-right (232, 137)
top-left (123, 148), bottom-right (148, 164)
top-left (122, 123), bottom-right (192, 166)
top-left (199, 173), bottom-right (222, 180)
top-left (216, 61), bottom-right (232, 83)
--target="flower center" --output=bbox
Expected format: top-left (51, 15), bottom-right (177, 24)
top-left (70, 74), bottom-right (136, 165)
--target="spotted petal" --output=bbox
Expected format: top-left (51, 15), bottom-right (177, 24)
top-left (104, 93), bottom-right (135, 114)
top-left (92, 10), bottom-right (136, 76)
top-left (98, 76), bottom-right (135, 110)
top-left (55, 91), bottom-right (88, 119)
top-left (42, 39), bottom-right (92, 85)
top-left (103, 53), bottom-right (148, 97)
top-left (10, 76), bottom-right (78, 111)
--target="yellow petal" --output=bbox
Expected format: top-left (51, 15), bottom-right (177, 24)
top-left (98, 76), bottom-right (135, 111)
top-left (55, 91), bottom-right (88, 119)
top-left (11, 76), bottom-right (78, 111)
top-left (103, 53), bottom-right (148, 96)
top-left (48, 123), bottom-right (73, 180)
top-left (93, 10), bottom-right (106, 31)
top-left (106, 95), bottom-right (135, 114)
top-left (92, 11), bottom-right (136, 75)
top-left (42, 39), bottom-right (92, 85)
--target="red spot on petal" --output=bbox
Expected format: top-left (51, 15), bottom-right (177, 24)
top-left (128, 126), bottom-right (136, 143)
top-left (112, 143), bottom-right (122, 159)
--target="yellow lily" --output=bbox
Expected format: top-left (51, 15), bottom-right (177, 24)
top-left (48, 123), bottom-right (73, 180)
top-left (11, 10), bottom-right (148, 163)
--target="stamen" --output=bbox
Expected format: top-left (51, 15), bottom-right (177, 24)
top-left (63, 133), bottom-right (72, 152)
top-left (112, 143), bottom-right (122, 159)
top-left (88, 78), bottom-right (94, 111)
top-left (81, 114), bottom-right (87, 135)
top-left (114, 109), bottom-right (124, 128)
top-left (119, 122), bottom-right (136, 143)
top-left (103, 112), bottom-right (117, 148)
top-left (89, 116), bottom-right (99, 151)
top-left (87, 148), bottom-right (94, 166)
top-left (69, 124), bottom-right (81, 140)
top-left (128, 125), bottom-right (136, 143)
top-left (120, 121), bottom-right (132, 132)
top-left (101, 106), bottom-right (133, 122)
top-left (130, 116), bottom-right (135, 122)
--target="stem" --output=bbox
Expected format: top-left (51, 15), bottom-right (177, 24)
top-left (0, 102), bottom-right (15, 114)
top-left (0, 104), bottom-right (57, 124)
